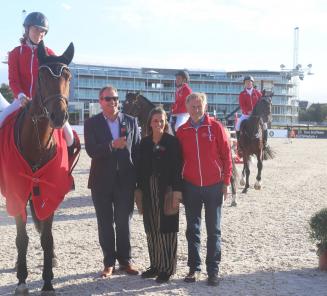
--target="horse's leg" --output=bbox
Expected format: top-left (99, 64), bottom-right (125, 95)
top-left (230, 158), bottom-right (238, 206)
top-left (40, 215), bottom-right (55, 293)
top-left (240, 163), bottom-right (246, 186)
top-left (30, 200), bottom-right (57, 267)
top-left (15, 214), bottom-right (29, 295)
top-left (254, 154), bottom-right (263, 190)
top-left (230, 175), bottom-right (237, 206)
top-left (242, 156), bottom-right (250, 194)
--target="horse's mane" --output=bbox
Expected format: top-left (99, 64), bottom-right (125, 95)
top-left (132, 92), bottom-right (155, 108)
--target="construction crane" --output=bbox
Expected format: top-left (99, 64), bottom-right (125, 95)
top-left (279, 27), bottom-right (313, 99)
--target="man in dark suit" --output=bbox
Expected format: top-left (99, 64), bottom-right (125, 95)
top-left (84, 85), bottom-right (141, 278)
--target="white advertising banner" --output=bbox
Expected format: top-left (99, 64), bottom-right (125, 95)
top-left (268, 129), bottom-right (288, 138)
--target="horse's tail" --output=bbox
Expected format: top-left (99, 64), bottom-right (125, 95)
top-left (263, 145), bottom-right (276, 160)
top-left (29, 199), bottom-right (42, 233)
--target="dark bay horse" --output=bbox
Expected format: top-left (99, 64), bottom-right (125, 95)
top-left (239, 90), bottom-right (275, 194)
top-left (123, 92), bottom-right (156, 137)
top-left (0, 41), bottom-right (74, 295)
top-left (123, 92), bottom-right (239, 206)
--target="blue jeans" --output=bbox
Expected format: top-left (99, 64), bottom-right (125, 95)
top-left (183, 181), bottom-right (223, 276)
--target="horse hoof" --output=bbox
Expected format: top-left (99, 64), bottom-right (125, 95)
top-left (231, 201), bottom-right (237, 207)
top-left (42, 282), bottom-right (55, 295)
top-left (15, 283), bottom-right (29, 295)
top-left (254, 182), bottom-right (261, 190)
top-left (41, 291), bottom-right (56, 296)
top-left (242, 188), bottom-right (248, 194)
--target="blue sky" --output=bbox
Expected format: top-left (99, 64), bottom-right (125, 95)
top-left (1, 0), bottom-right (326, 102)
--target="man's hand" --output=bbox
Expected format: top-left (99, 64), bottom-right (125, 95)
top-left (223, 184), bottom-right (229, 201)
top-left (112, 137), bottom-right (127, 149)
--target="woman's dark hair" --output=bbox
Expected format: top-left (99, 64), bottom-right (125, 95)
top-left (146, 107), bottom-right (169, 136)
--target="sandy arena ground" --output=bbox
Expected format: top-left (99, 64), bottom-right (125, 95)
top-left (1, 138), bottom-right (327, 296)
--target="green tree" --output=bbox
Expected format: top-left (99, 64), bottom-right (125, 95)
top-left (0, 83), bottom-right (14, 103)
top-left (299, 103), bottom-right (327, 123)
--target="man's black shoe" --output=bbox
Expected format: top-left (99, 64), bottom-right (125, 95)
top-left (184, 270), bottom-right (201, 283)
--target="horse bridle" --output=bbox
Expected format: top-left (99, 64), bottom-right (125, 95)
top-left (34, 63), bottom-right (70, 121)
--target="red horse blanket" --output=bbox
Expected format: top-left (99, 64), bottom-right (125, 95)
top-left (0, 111), bottom-right (73, 221)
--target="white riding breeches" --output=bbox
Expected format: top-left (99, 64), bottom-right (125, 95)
top-left (236, 114), bottom-right (268, 131)
top-left (0, 98), bottom-right (21, 127)
top-left (171, 113), bottom-right (189, 132)
top-left (0, 93), bottom-right (10, 111)
top-left (235, 114), bottom-right (249, 131)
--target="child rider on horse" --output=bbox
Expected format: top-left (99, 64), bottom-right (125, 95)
top-left (0, 12), bottom-right (75, 151)
top-left (235, 76), bottom-right (268, 154)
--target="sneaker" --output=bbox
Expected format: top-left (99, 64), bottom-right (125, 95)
top-left (207, 274), bottom-right (219, 286)
top-left (184, 270), bottom-right (201, 283)
top-left (141, 266), bottom-right (158, 278)
top-left (155, 272), bottom-right (170, 283)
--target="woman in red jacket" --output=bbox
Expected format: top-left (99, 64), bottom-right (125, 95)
top-left (0, 12), bottom-right (74, 147)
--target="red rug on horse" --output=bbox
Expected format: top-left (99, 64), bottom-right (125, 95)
top-left (0, 110), bottom-right (73, 221)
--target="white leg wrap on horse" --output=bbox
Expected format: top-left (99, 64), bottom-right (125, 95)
top-left (240, 176), bottom-right (245, 186)
top-left (63, 121), bottom-right (74, 147)
top-left (254, 180), bottom-right (261, 190)
top-left (0, 99), bottom-right (21, 127)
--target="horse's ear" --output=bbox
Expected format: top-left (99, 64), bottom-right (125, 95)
top-left (37, 40), bottom-right (48, 65)
top-left (60, 42), bottom-right (74, 65)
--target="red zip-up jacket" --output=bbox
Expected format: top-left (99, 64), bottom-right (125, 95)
top-left (8, 42), bottom-right (55, 98)
top-left (171, 83), bottom-right (192, 114)
top-left (176, 114), bottom-right (232, 187)
top-left (239, 88), bottom-right (262, 115)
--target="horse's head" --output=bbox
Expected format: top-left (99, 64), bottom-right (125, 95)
top-left (36, 40), bottom-right (74, 128)
top-left (123, 92), bottom-right (140, 117)
top-left (252, 90), bottom-right (273, 123)
top-left (123, 92), bottom-right (155, 118)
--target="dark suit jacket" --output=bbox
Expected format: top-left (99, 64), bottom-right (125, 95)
top-left (84, 112), bottom-right (141, 194)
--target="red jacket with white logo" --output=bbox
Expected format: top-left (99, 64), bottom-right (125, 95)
top-left (171, 83), bottom-right (192, 114)
top-left (239, 88), bottom-right (262, 115)
top-left (176, 114), bottom-right (232, 187)
top-left (8, 42), bottom-right (55, 98)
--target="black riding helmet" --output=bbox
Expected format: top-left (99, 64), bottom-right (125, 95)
top-left (243, 75), bottom-right (254, 82)
top-left (175, 70), bottom-right (190, 83)
top-left (23, 12), bottom-right (49, 34)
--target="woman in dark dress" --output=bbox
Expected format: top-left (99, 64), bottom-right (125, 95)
top-left (136, 107), bottom-right (182, 283)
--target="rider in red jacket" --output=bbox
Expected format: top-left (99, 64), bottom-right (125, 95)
top-left (0, 12), bottom-right (74, 148)
top-left (236, 76), bottom-right (268, 150)
top-left (170, 70), bottom-right (192, 133)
